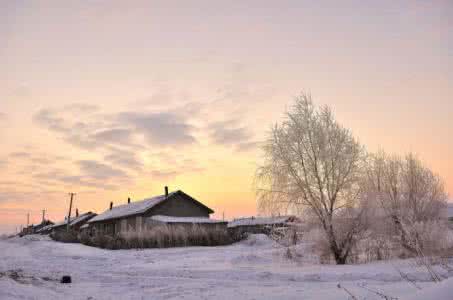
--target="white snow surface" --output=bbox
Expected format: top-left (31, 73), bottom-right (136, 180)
top-left (149, 215), bottom-right (225, 224)
top-left (88, 192), bottom-right (177, 223)
top-left (403, 277), bottom-right (453, 300)
top-left (228, 216), bottom-right (294, 228)
top-left (1, 234), bottom-right (452, 300)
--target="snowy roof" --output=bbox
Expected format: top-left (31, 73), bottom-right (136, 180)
top-left (52, 212), bottom-right (96, 229)
top-left (80, 224), bottom-right (89, 229)
top-left (33, 221), bottom-right (53, 231)
top-left (228, 216), bottom-right (297, 228)
top-left (36, 224), bottom-right (54, 233)
top-left (148, 215), bottom-right (226, 224)
top-left (89, 191), bottom-right (179, 223)
top-left (70, 212), bottom-right (96, 226)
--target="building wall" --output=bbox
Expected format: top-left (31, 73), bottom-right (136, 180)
top-left (93, 220), bottom-right (117, 236)
top-left (93, 193), bottom-right (211, 236)
top-left (52, 225), bottom-right (67, 235)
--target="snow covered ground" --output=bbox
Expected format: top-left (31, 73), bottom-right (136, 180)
top-left (0, 234), bottom-right (452, 300)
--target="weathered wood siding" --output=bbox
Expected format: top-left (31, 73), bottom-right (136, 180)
top-left (145, 219), bottom-right (227, 231)
top-left (144, 194), bottom-right (210, 218)
top-left (93, 193), bottom-right (212, 236)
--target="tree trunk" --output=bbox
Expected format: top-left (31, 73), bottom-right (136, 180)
top-left (324, 225), bottom-right (349, 265)
top-left (328, 243), bottom-right (347, 264)
top-left (335, 255), bottom-right (347, 265)
top-left (392, 215), bottom-right (418, 255)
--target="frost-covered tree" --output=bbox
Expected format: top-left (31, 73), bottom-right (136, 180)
top-left (365, 151), bottom-right (448, 254)
top-left (256, 94), bottom-right (368, 264)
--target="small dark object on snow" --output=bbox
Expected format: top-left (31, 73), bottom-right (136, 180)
top-left (60, 276), bottom-right (71, 284)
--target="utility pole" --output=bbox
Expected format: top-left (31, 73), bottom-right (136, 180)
top-left (67, 193), bottom-right (76, 231)
top-left (222, 211), bottom-right (225, 221)
top-left (42, 209), bottom-right (46, 223)
top-left (26, 213), bottom-right (30, 234)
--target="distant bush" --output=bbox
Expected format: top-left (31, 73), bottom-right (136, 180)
top-left (51, 230), bottom-right (79, 243)
top-left (303, 219), bottom-right (453, 265)
top-left (304, 227), bottom-right (333, 264)
top-left (91, 234), bottom-right (110, 248)
top-left (404, 220), bottom-right (453, 256)
top-left (82, 224), bottom-right (234, 249)
top-left (79, 231), bottom-right (93, 246)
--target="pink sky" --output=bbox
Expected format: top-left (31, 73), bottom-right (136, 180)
top-left (0, 1), bottom-right (452, 234)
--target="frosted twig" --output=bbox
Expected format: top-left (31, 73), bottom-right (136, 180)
top-left (337, 283), bottom-right (358, 300)
top-left (357, 282), bottom-right (398, 300)
top-left (391, 262), bottom-right (421, 290)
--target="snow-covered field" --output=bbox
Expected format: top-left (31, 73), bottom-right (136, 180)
top-left (0, 234), bottom-right (452, 300)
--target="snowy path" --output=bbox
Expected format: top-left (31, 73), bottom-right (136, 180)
top-left (0, 235), bottom-right (449, 299)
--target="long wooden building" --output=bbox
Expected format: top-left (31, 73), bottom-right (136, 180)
top-left (88, 187), bottom-right (215, 236)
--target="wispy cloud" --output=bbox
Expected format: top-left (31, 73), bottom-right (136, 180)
top-left (32, 167), bottom-right (120, 191)
top-left (118, 111), bottom-right (196, 146)
top-left (211, 125), bottom-right (251, 145)
top-left (92, 128), bottom-right (134, 145)
top-left (28, 98), bottom-right (255, 194)
top-left (149, 170), bottom-right (180, 179)
top-left (104, 148), bottom-right (142, 170)
top-left (33, 109), bottom-right (68, 133)
top-left (64, 103), bottom-right (99, 114)
top-left (33, 108), bottom-right (129, 150)
top-left (236, 141), bottom-right (260, 152)
top-left (9, 152), bottom-right (31, 159)
top-left (209, 119), bottom-right (258, 152)
top-left (58, 175), bottom-right (118, 190)
top-left (33, 106), bottom-right (198, 149)
top-left (30, 154), bottom-right (66, 165)
top-left (149, 165), bottom-right (204, 180)
top-left (77, 160), bottom-right (128, 180)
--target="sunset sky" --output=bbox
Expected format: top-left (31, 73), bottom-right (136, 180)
top-left (1, 1), bottom-right (452, 234)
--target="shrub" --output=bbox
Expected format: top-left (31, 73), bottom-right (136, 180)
top-left (79, 231), bottom-right (92, 246)
top-left (89, 234), bottom-right (112, 249)
top-left (85, 224), bottom-right (233, 249)
top-left (305, 227), bottom-right (333, 264)
top-left (51, 230), bottom-right (79, 243)
top-left (403, 220), bottom-right (453, 256)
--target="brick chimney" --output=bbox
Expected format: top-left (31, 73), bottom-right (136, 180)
top-left (110, 202), bottom-right (113, 210)
top-left (128, 197), bottom-right (131, 204)
top-left (165, 186), bottom-right (168, 198)
top-left (76, 208), bottom-right (79, 217)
